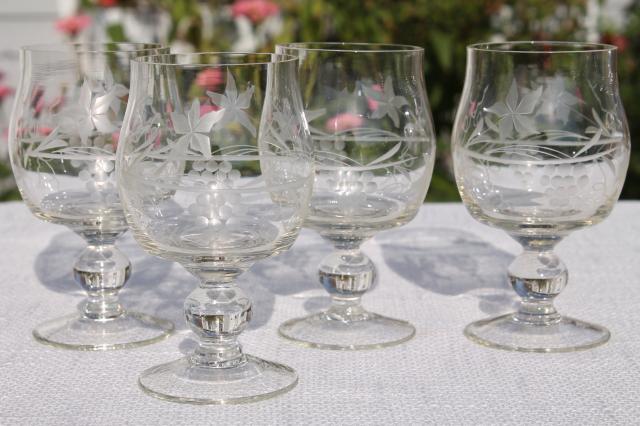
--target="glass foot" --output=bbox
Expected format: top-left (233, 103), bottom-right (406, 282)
top-left (464, 313), bottom-right (610, 353)
top-left (138, 354), bottom-right (298, 405)
top-left (32, 311), bottom-right (174, 351)
top-left (279, 311), bottom-right (415, 350)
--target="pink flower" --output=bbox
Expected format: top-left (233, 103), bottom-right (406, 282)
top-left (196, 68), bottom-right (224, 90)
top-left (98, 0), bottom-right (118, 7)
top-left (469, 100), bottom-right (478, 117)
top-left (0, 85), bottom-right (12, 101)
top-left (55, 15), bottom-right (91, 36)
top-left (366, 84), bottom-right (382, 111)
top-left (38, 127), bottom-right (54, 136)
top-left (200, 103), bottom-right (221, 116)
top-left (325, 113), bottom-right (364, 133)
top-left (231, 0), bottom-right (280, 24)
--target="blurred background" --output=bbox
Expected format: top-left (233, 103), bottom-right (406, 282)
top-left (0, 0), bottom-right (636, 202)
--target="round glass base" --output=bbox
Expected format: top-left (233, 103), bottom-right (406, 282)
top-left (138, 355), bottom-right (298, 405)
top-left (33, 311), bottom-right (174, 351)
top-left (279, 311), bottom-right (415, 350)
top-left (464, 313), bottom-right (610, 353)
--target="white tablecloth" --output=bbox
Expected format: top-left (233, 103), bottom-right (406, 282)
top-left (1, 201), bottom-right (639, 425)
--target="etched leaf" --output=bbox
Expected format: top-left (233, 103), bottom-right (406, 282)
top-left (368, 142), bottom-right (401, 166)
top-left (574, 128), bottom-right (602, 158)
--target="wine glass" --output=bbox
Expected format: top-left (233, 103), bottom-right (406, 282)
top-left (117, 53), bottom-right (313, 404)
top-left (9, 43), bottom-right (174, 350)
top-left (452, 42), bottom-right (630, 352)
top-left (276, 43), bottom-right (436, 350)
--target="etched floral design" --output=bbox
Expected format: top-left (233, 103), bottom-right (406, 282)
top-left (78, 157), bottom-right (118, 204)
top-left (207, 70), bottom-right (256, 136)
top-left (57, 72), bottom-right (128, 145)
top-left (170, 99), bottom-right (223, 158)
top-left (485, 79), bottom-right (542, 139)
top-left (539, 165), bottom-right (591, 208)
top-left (186, 159), bottom-right (245, 227)
top-left (24, 127), bottom-right (67, 162)
top-left (362, 76), bottom-right (408, 127)
top-left (539, 76), bottom-right (579, 125)
top-left (326, 170), bottom-right (378, 196)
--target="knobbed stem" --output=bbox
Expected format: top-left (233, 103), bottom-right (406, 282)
top-left (508, 250), bottom-right (568, 325)
top-left (319, 248), bottom-right (376, 322)
top-left (74, 244), bottom-right (131, 320)
top-left (184, 284), bottom-right (252, 369)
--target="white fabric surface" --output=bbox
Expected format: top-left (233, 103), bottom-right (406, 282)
top-left (1, 201), bottom-right (639, 425)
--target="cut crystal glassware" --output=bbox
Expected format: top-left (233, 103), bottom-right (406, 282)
top-left (9, 43), bottom-right (174, 350)
top-left (276, 43), bottom-right (436, 350)
top-left (117, 53), bottom-right (313, 404)
top-left (452, 42), bottom-right (630, 352)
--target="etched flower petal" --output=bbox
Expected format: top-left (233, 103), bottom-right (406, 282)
top-left (93, 114), bottom-right (118, 133)
top-left (498, 116), bottom-right (513, 139)
top-left (195, 109), bottom-right (224, 133)
top-left (505, 79), bottom-right (519, 112)
top-left (370, 107), bottom-right (386, 120)
top-left (235, 111), bottom-right (256, 137)
top-left (93, 92), bottom-right (115, 115)
top-left (207, 91), bottom-right (226, 108)
top-left (485, 116), bottom-right (499, 133)
top-left (485, 102), bottom-right (509, 117)
top-left (236, 85), bottom-right (254, 109)
top-left (224, 70), bottom-right (238, 101)
top-left (513, 114), bottom-right (536, 137)
top-left (387, 105), bottom-right (401, 127)
top-left (392, 95), bottom-right (409, 108)
top-left (191, 133), bottom-right (212, 158)
top-left (516, 86), bottom-right (542, 115)
top-left (304, 108), bottom-right (326, 122)
top-left (188, 99), bottom-right (201, 128)
top-left (170, 111), bottom-right (190, 134)
top-left (79, 81), bottom-right (92, 110)
top-left (383, 76), bottom-right (395, 99)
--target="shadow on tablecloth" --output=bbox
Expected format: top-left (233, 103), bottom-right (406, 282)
top-left (245, 228), bottom-right (333, 314)
top-left (33, 230), bottom-right (274, 331)
top-left (378, 227), bottom-right (518, 315)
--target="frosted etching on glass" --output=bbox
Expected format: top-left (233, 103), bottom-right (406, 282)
top-left (452, 42), bottom-right (630, 353)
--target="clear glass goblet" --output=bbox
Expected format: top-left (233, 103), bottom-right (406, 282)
top-left (452, 42), bottom-right (630, 352)
top-left (117, 53), bottom-right (313, 404)
top-left (9, 43), bottom-right (174, 350)
top-left (276, 43), bottom-right (436, 350)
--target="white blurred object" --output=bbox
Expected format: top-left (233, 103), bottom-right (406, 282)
top-left (56, 0), bottom-right (78, 17)
top-left (169, 40), bottom-right (195, 54)
top-left (122, 7), bottom-right (171, 44)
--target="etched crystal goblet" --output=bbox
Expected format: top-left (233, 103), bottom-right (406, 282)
top-left (276, 43), bottom-right (436, 350)
top-left (117, 53), bottom-right (313, 403)
top-left (452, 42), bottom-right (630, 352)
top-left (9, 43), bottom-right (173, 350)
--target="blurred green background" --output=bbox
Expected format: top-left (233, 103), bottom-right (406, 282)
top-left (3, 0), bottom-right (638, 201)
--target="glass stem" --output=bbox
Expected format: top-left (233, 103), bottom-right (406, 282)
top-left (184, 279), bottom-right (251, 369)
top-left (319, 243), bottom-right (375, 322)
top-left (508, 242), bottom-right (568, 325)
top-left (74, 243), bottom-right (131, 320)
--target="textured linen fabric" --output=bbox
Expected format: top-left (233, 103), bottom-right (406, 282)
top-left (1, 201), bottom-right (639, 425)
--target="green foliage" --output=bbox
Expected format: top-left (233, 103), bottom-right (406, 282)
top-left (614, 1), bottom-right (640, 198)
top-left (276, 0), bottom-right (588, 201)
top-left (78, 0), bottom-right (593, 201)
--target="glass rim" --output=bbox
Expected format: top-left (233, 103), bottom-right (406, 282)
top-left (21, 42), bottom-right (167, 54)
top-left (468, 41), bottom-right (617, 54)
top-left (277, 42), bottom-right (423, 53)
top-left (132, 52), bottom-right (299, 67)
